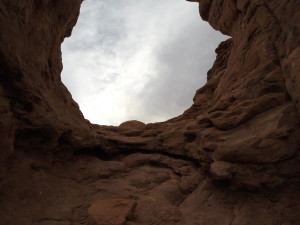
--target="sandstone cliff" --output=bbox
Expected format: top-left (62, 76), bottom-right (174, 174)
top-left (0, 0), bottom-right (299, 225)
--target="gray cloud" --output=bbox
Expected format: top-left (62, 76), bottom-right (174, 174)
top-left (61, 0), bottom-right (227, 125)
top-left (133, 16), bottom-right (227, 122)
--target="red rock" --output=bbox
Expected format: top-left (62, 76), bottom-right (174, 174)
top-left (0, 0), bottom-right (300, 224)
top-left (88, 199), bottom-right (136, 225)
top-left (119, 120), bottom-right (146, 129)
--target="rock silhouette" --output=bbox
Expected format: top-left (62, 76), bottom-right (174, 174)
top-left (0, 0), bottom-right (300, 224)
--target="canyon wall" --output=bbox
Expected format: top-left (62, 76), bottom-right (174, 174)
top-left (0, 0), bottom-right (97, 188)
top-left (0, 0), bottom-right (299, 224)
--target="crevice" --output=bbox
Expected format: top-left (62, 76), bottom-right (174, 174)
top-left (74, 146), bottom-right (115, 161)
top-left (263, 1), bottom-right (281, 26)
top-left (74, 146), bottom-right (201, 168)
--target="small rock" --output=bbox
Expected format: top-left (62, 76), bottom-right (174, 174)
top-left (88, 199), bottom-right (136, 225)
top-left (119, 120), bottom-right (145, 129)
top-left (210, 161), bottom-right (234, 180)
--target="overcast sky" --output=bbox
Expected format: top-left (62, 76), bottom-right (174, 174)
top-left (61, 0), bottom-right (227, 125)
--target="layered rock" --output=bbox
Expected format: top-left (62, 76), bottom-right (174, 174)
top-left (0, 0), bottom-right (98, 188)
top-left (0, 0), bottom-right (300, 224)
top-left (173, 0), bottom-right (300, 189)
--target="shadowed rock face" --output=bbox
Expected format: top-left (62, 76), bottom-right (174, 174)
top-left (0, 0), bottom-right (300, 225)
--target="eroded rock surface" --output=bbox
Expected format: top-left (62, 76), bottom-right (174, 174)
top-left (0, 0), bottom-right (300, 224)
top-left (88, 199), bottom-right (136, 225)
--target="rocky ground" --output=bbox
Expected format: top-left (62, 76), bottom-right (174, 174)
top-left (2, 146), bottom-right (300, 225)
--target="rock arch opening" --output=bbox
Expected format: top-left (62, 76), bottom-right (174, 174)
top-left (1, 0), bottom-right (300, 224)
top-left (61, 0), bottom-right (227, 125)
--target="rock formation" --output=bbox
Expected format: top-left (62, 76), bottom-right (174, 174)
top-left (0, 0), bottom-right (299, 224)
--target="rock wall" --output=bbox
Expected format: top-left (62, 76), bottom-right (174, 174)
top-left (0, 0), bottom-right (97, 188)
top-left (0, 0), bottom-right (299, 224)
top-left (180, 0), bottom-right (300, 188)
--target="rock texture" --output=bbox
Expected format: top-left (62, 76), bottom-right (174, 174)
top-left (0, 0), bottom-right (300, 225)
top-left (88, 199), bottom-right (136, 225)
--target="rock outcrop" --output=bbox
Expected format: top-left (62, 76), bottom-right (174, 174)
top-left (0, 0), bottom-right (299, 224)
top-left (88, 199), bottom-right (137, 225)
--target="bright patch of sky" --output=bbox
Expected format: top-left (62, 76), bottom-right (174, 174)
top-left (61, 0), bottom-right (227, 125)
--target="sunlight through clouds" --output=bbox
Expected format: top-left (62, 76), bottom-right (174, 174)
top-left (61, 0), bottom-right (227, 125)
